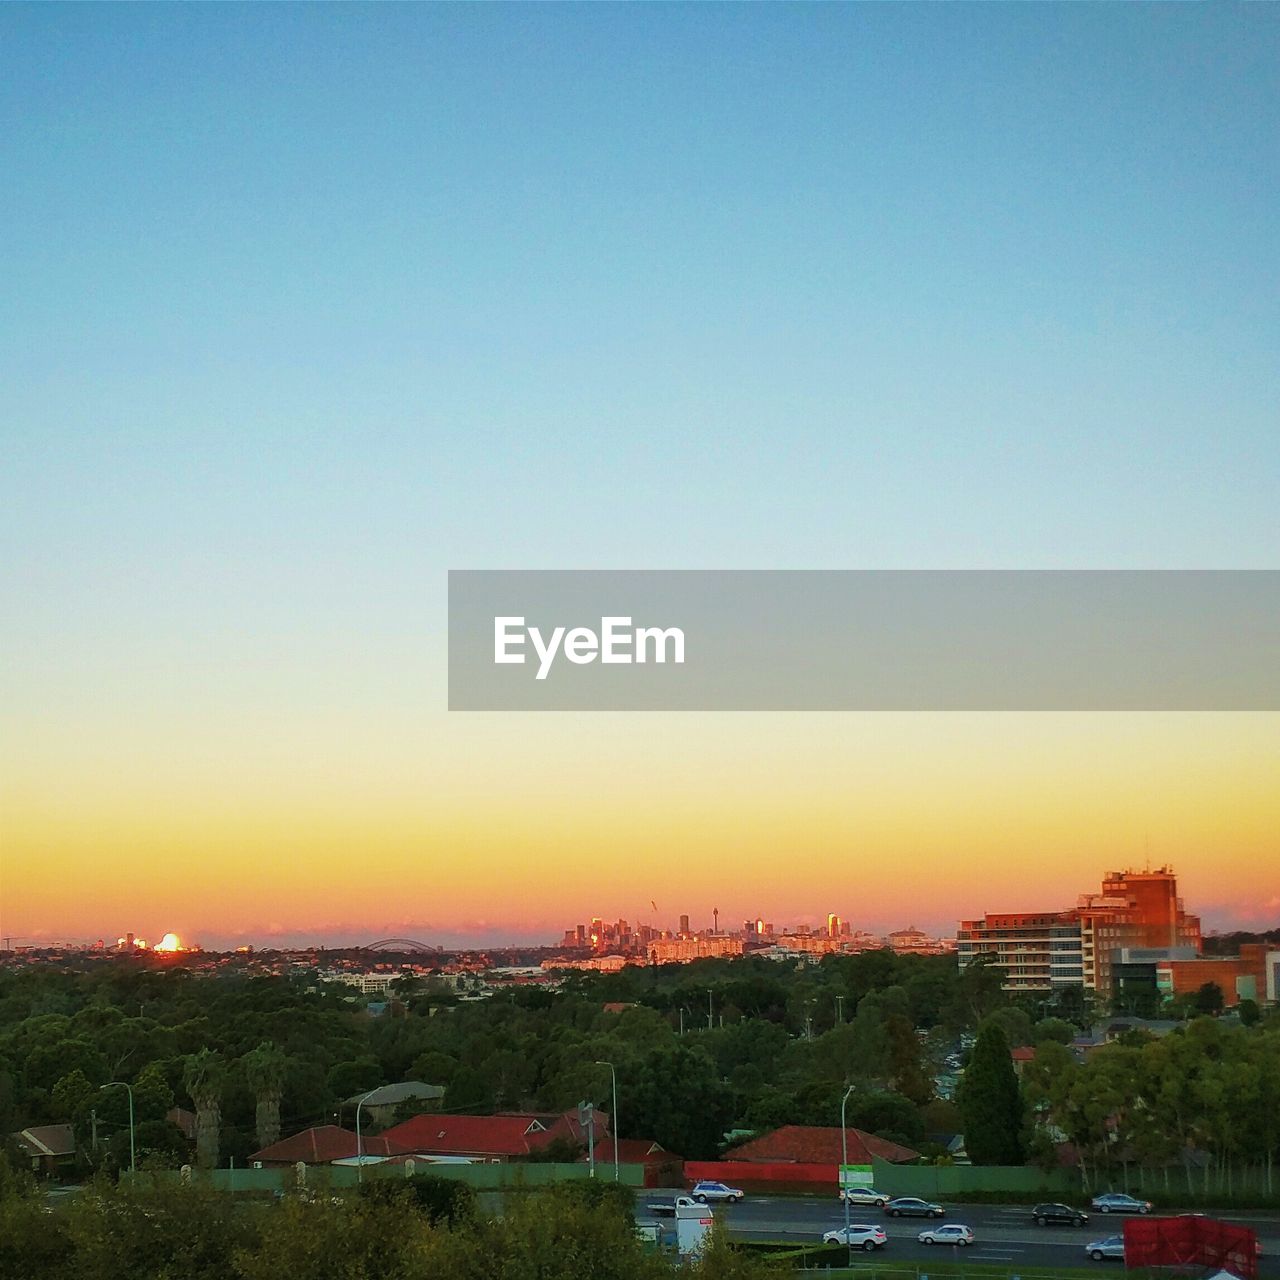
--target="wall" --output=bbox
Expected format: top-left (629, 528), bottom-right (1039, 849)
top-left (870, 1157), bottom-right (1081, 1197)
top-left (684, 1160), bottom-right (837, 1194)
top-left (686, 1158), bottom-right (1082, 1197)
top-left (139, 1161), bottom-right (643, 1193)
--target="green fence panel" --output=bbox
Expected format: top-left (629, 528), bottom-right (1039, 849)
top-left (871, 1157), bottom-right (1081, 1198)
top-left (143, 1161), bottom-right (644, 1193)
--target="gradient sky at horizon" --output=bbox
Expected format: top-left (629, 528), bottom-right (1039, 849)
top-left (2, 5), bottom-right (1277, 948)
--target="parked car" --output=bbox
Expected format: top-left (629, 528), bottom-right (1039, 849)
top-left (919, 1224), bottom-right (974, 1247)
top-left (1090, 1193), bottom-right (1152, 1215)
top-left (823, 1224), bottom-right (888, 1250)
top-left (839, 1186), bottom-right (890, 1207)
top-left (1033, 1202), bottom-right (1090, 1226)
top-left (691, 1181), bottom-right (744, 1204)
top-left (886, 1197), bottom-right (944, 1218)
top-left (1086, 1234), bottom-right (1126, 1261)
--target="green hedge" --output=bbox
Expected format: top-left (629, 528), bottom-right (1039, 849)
top-left (732, 1238), bottom-right (848, 1266)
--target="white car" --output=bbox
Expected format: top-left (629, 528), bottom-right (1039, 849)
top-left (919, 1224), bottom-right (974, 1247)
top-left (839, 1186), bottom-right (890, 1207)
top-left (823, 1224), bottom-right (888, 1251)
top-left (691, 1180), bottom-right (744, 1204)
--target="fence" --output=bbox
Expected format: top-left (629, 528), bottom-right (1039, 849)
top-left (139, 1161), bottom-right (644, 1194)
top-left (686, 1159), bottom-right (1082, 1198)
top-left (1104, 1163), bottom-right (1279, 1200)
top-left (685, 1160), bottom-right (837, 1194)
top-left (870, 1157), bottom-right (1081, 1198)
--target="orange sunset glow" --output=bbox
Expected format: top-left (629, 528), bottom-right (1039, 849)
top-left (6, 711), bottom-right (1277, 948)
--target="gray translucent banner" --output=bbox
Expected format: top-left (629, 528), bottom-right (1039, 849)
top-left (448, 571), bottom-right (1280, 710)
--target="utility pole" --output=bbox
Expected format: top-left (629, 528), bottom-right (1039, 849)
top-left (840, 1084), bottom-right (856, 1265)
top-left (579, 1101), bottom-right (596, 1177)
top-left (595, 1062), bottom-right (619, 1183)
top-left (99, 1082), bottom-right (135, 1175)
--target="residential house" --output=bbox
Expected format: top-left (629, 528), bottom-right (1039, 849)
top-left (723, 1125), bottom-right (919, 1166)
top-left (11, 1124), bottom-right (76, 1175)
top-left (249, 1124), bottom-right (413, 1168)
top-left (381, 1110), bottom-right (608, 1163)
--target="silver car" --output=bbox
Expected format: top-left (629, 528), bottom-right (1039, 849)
top-left (839, 1186), bottom-right (890, 1207)
top-left (1086, 1235), bottom-right (1126, 1261)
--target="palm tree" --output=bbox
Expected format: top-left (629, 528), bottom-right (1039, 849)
top-left (243, 1040), bottom-right (288, 1151)
top-left (183, 1048), bottom-right (225, 1170)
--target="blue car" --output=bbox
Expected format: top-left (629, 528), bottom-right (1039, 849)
top-left (1090, 1193), bottom-right (1152, 1215)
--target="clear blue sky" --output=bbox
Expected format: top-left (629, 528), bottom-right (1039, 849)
top-left (3, 4), bottom-right (1276, 587)
top-left (2, 5), bottom-right (1278, 945)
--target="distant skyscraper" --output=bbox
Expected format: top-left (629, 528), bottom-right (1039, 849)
top-left (679, 914), bottom-right (690, 936)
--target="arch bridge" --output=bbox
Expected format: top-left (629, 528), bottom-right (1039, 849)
top-left (361, 938), bottom-right (444, 953)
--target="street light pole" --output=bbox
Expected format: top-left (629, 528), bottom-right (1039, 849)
top-left (100, 1082), bottom-right (136, 1175)
top-left (355, 1087), bottom-right (379, 1184)
top-left (840, 1083), bottom-right (855, 1266)
top-left (595, 1061), bottom-right (619, 1182)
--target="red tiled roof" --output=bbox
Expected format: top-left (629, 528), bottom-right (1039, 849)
top-left (383, 1110), bottom-right (608, 1159)
top-left (250, 1125), bottom-right (413, 1164)
top-left (723, 1125), bottom-right (918, 1165)
top-left (1011, 1046), bottom-right (1037, 1061)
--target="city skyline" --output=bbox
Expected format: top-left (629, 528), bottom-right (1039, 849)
top-left (8, 857), bottom-right (1276, 955)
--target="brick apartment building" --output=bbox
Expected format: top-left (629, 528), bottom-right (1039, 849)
top-left (957, 867), bottom-right (1204, 996)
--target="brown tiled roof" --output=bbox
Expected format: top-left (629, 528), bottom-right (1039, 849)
top-left (250, 1125), bottom-right (412, 1164)
top-left (723, 1125), bottom-right (918, 1165)
top-left (12, 1124), bottom-right (76, 1157)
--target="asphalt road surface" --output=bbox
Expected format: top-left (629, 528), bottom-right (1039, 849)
top-left (645, 1191), bottom-right (1280, 1276)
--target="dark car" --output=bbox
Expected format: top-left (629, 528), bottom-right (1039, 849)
top-left (886, 1197), bottom-right (945, 1219)
top-left (1033, 1202), bottom-right (1089, 1227)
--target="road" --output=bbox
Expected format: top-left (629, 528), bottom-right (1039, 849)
top-left (644, 1191), bottom-right (1280, 1276)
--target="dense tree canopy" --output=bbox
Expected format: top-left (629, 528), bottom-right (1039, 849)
top-left (1, 950), bottom-right (1276, 1193)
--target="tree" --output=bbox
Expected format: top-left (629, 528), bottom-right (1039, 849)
top-left (1032, 1017), bottom-right (1075, 1046)
top-left (409, 1050), bottom-right (458, 1086)
top-left (619, 1042), bottom-right (733, 1159)
top-left (183, 1049), bottom-right (225, 1170)
top-left (885, 1013), bottom-right (932, 1105)
top-left (982, 1006), bottom-right (1034, 1048)
top-left (132, 1062), bottom-right (174, 1122)
top-left (952, 955), bottom-right (1006, 1029)
top-left (50, 1069), bottom-right (94, 1125)
top-left (445, 1064), bottom-right (494, 1113)
top-left (1237, 998), bottom-right (1261, 1027)
top-left (242, 1041), bottom-right (287, 1151)
top-left (325, 1057), bottom-right (382, 1101)
top-left (956, 1022), bottom-right (1023, 1165)
top-left (1195, 982), bottom-right (1225, 1016)
top-left (356, 1170), bottom-right (477, 1225)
